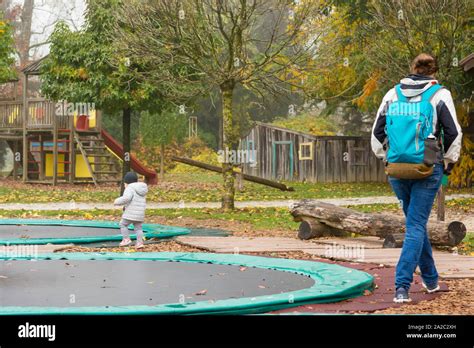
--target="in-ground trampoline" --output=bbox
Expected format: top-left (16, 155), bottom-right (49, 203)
top-left (0, 252), bottom-right (374, 315)
top-left (0, 219), bottom-right (189, 245)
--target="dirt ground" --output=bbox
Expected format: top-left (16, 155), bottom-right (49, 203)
top-left (61, 240), bottom-right (205, 253)
top-left (375, 278), bottom-right (474, 315)
top-left (244, 250), bottom-right (474, 315)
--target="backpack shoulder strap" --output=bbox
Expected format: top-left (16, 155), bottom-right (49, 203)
top-left (395, 84), bottom-right (408, 102)
top-left (421, 83), bottom-right (443, 102)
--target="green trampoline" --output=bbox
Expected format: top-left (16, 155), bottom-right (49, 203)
top-left (0, 219), bottom-right (189, 245)
top-left (0, 252), bottom-right (374, 315)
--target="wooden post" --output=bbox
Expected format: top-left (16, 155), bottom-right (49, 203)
top-left (12, 140), bottom-right (18, 180)
top-left (52, 102), bottom-right (58, 185)
top-left (39, 134), bottom-right (44, 180)
top-left (121, 107), bottom-right (131, 194)
top-left (69, 112), bottom-right (75, 183)
top-left (235, 165), bottom-right (244, 192)
top-left (172, 156), bottom-right (294, 191)
top-left (437, 185), bottom-right (445, 221)
top-left (22, 74), bottom-right (28, 183)
top-left (96, 109), bottom-right (102, 132)
top-left (160, 143), bottom-right (165, 181)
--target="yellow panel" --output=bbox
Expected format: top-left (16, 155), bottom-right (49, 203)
top-left (75, 154), bottom-right (94, 178)
top-left (89, 109), bottom-right (96, 128)
top-left (45, 153), bottom-right (94, 178)
top-left (45, 153), bottom-right (65, 176)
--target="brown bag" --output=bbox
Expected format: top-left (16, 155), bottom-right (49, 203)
top-left (385, 162), bottom-right (434, 179)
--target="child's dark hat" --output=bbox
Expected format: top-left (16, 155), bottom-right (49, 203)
top-left (123, 172), bottom-right (138, 184)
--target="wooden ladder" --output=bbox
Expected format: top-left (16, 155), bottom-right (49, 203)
top-left (74, 131), bottom-right (98, 185)
top-left (74, 131), bottom-right (121, 185)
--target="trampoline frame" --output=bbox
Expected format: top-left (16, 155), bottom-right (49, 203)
top-left (0, 219), bottom-right (190, 245)
top-left (0, 252), bottom-right (374, 315)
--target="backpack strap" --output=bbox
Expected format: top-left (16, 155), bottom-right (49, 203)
top-left (395, 84), bottom-right (408, 102)
top-left (421, 83), bottom-right (443, 102)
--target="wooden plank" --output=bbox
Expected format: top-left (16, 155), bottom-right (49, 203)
top-left (340, 140), bottom-right (348, 182)
top-left (69, 115), bottom-right (75, 183)
top-left (177, 236), bottom-right (326, 253)
top-left (333, 140), bottom-right (342, 182)
top-left (52, 106), bottom-right (58, 185)
top-left (315, 140), bottom-right (324, 182)
top-left (346, 140), bottom-right (356, 182)
top-left (74, 132), bottom-right (98, 186)
top-left (326, 140), bottom-right (334, 183)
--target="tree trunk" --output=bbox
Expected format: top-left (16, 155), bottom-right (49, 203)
top-left (220, 83), bottom-right (235, 211)
top-left (298, 218), bottom-right (348, 240)
top-left (160, 143), bottom-right (165, 181)
top-left (291, 200), bottom-right (466, 247)
top-left (18, 0), bottom-right (34, 67)
top-left (121, 107), bottom-right (131, 194)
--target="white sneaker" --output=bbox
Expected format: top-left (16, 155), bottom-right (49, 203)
top-left (422, 282), bottom-right (440, 293)
top-left (135, 241), bottom-right (145, 249)
top-left (119, 238), bottom-right (132, 247)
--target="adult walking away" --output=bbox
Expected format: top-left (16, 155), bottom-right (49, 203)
top-left (371, 53), bottom-right (463, 303)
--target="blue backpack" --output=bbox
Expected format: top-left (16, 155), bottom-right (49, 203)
top-left (385, 83), bottom-right (442, 165)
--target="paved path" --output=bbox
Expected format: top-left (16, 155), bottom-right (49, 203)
top-left (177, 236), bottom-right (474, 279)
top-left (0, 193), bottom-right (471, 211)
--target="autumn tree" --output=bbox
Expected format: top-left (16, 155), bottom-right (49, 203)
top-left (139, 108), bottom-right (187, 180)
top-left (307, 0), bottom-right (473, 186)
top-left (41, 0), bottom-right (160, 191)
top-left (0, 13), bottom-right (15, 82)
top-left (117, 0), bottom-right (323, 210)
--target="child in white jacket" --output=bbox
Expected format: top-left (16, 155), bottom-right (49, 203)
top-left (114, 172), bottom-right (148, 249)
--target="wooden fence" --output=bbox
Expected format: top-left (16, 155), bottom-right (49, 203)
top-left (240, 123), bottom-right (387, 183)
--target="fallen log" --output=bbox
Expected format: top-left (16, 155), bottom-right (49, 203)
top-left (291, 200), bottom-right (466, 247)
top-left (172, 156), bottom-right (294, 191)
top-left (382, 233), bottom-right (405, 248)
top-left (298, 218), bottom-right (349, 240)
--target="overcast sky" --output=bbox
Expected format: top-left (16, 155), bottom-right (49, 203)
top-left (13, 0), bottom-right (86, 59)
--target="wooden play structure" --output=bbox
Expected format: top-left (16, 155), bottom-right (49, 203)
top-left (0, 57), bottom-right (157, 185)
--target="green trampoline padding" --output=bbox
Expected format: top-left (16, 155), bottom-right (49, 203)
top-left (0, 252), bottom-right (374, 315)
top-left (0, 219), bottom-right (189, 245)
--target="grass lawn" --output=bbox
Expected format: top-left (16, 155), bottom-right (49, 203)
top-left (0, 197), bottom-right (471, 240)
top-left (0, 173), bottom-right (471, 203)
top-left (0, 207), bottom-right (300, 231)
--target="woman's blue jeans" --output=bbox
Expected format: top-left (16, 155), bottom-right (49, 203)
top-left (388, 163), bottom-right (443, 290)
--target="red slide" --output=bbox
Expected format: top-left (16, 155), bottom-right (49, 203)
top-left (101, 129), bottom-right (158, 185)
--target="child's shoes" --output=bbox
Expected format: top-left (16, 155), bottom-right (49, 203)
top-left (135, 241), bottom-right (145, 249)
top-left (119, 238), bottom-right (132, 247)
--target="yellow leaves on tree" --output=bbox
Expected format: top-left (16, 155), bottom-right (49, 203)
top-left (354, 70), bottom-right (381, 109)
top-left (76, 67), bottom-right (88, 80)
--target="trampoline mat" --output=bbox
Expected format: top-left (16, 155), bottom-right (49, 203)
top-left (0, 259), bottom-right (315, 307)
top-left (0, 225), bottom-right (123, 239)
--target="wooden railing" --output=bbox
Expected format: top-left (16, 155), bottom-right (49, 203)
top-left (26, 98), bottom-right (56, 128)
top-left (0, 100), bottom-right (23, 129)
top-left (0, 98), bottom-right (98, 131)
